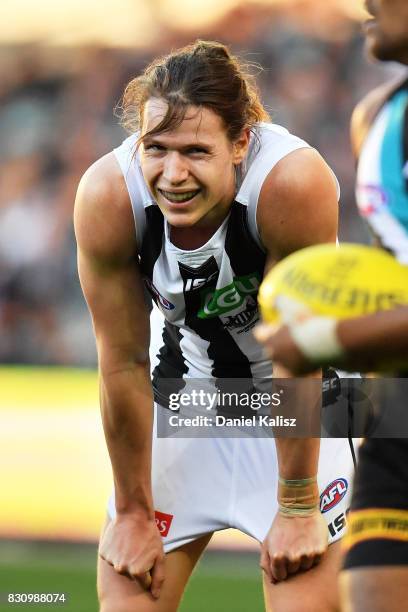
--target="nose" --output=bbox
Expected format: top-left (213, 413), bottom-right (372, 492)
top-left (162, 151), bottom-right (189, 185)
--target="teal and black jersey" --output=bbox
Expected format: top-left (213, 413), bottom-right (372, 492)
top-left (344, 79), bottom-right (408, 573)
top-left (356, 78), bottom-right (408, 264)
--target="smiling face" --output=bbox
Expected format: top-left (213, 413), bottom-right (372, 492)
top-left (139, 98), bottom-right (249, 230)
top-left (364, 0), bottom-right (408, 64)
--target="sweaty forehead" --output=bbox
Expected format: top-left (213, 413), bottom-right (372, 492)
top-left (142, 97), bottom-right (227, 144)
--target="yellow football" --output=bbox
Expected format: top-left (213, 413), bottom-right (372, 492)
top-left (258, 243), bottom-right (408, 324)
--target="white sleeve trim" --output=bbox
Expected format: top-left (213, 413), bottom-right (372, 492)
top-left (113, 134), bottom-right (155, 252)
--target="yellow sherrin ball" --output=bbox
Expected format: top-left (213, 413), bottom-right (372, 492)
top-left (258, 243), bottom-right (408, 324)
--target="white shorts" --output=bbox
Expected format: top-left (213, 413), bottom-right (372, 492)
top-left (108, 404), bottom-right (356, 553)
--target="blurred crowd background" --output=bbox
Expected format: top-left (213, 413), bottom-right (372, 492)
top-left (0, 0), bottom-right (402, 367)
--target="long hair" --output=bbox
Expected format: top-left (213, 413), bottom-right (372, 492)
top-left (116, 40), bottom-right (269, 144)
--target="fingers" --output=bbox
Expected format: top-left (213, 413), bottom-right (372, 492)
top-left (264, 550), bottom-right (323, 584)
top-left (136, 569), bottom-right (153, 590)
top-left (311, 551), bottom-right (324, 567)
top-left (275, 295), bottom-right (311, 325)
top-left (114, 563), bottom-right (154, 591)
top-left (254, 323), bottom-right (279, 343)
top-left (260, 547), bottom-right (273, 583)
top-left (102, 554), bottom-right (156, 594)
top-left (150, 557), bottom-right (165, 599)
top-left (109, 559), bottom-right (164, 599)
top-left (270, 553), bottom-right (288, 582)
top-left (286, 555), bottom-right (301, 576)
top-left (298, 551), bottom-right (315, 573)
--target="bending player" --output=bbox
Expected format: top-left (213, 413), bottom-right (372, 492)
top-left (74, 40), bottom-right (355, 612)
top-left (255, 1), bottom-right (408, 610)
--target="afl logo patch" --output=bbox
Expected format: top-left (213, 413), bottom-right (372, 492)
top-left (320, 478), bottom-right (348, 514)
top-left (356, 184), bottom-right (388, 216)
top-left (144, 278), bottom-right (175, 310)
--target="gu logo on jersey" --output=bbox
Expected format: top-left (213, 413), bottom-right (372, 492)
top-left (144, 278), bottom-right (175, 310)
top-left (155, 510), bottom-right (173, 537)
top-left (320, 478), bottom-right (348, 514)
top-left (198, 272), bottom-right (261, 318)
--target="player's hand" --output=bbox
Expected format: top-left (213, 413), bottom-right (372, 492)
top-left (260, 509), bottom-right (328, 583)
top-left (99, 513), bottom-right (165, 598)
top-left (255, 322), bottom-right (315, 375)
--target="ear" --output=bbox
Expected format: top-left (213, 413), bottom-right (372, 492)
top-left (232, 129), bottom-right (250, 165)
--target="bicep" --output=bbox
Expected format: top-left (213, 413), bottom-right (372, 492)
top-left (74, 157), bottom-right (149, 374)
top-left (258, 148), bottom-right (338, 265)
top-left (77, 251), bottom-right (150, 372)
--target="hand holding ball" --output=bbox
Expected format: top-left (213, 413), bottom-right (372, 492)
top-left (258, 243), bottom-right (408, 324)
top-left (257, 244), bottom-right (408, 366)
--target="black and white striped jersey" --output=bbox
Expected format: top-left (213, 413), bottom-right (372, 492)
top-left (114, 123), bottom-right (311, 408)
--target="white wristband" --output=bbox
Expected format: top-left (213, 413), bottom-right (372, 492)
top-left (289, 316), bottom-right (344, 364)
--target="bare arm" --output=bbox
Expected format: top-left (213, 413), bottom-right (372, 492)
top-left (258, 147), bottom-right (338, 481)
top-left (254, 304), bottom-right (408, 379)
top-left (336, 307), bottom-right (408, 371)
top-left (256, 147), bottom-right (339, 582)
top-left (257, 78), bottom-right (408, 377)
top-left (74, 153), bottom-right (164, 597)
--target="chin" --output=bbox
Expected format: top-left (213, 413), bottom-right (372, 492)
top-left (367, 37), bottom-right (402, 62)
top-left (164, 210), bottom-right (201, 228)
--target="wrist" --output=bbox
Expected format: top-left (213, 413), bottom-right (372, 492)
top-left (278, 476), bottom-right (320, 517)
top-left (115, 507), bottom-right (155, 522)
top-left (289, 316), bottom-right (344, 365)
top-left (114, 488), bottom-right (154, 520)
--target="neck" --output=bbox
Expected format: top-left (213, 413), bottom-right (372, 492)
top-left (170, 211), bottom-right (232, 249)
top-left (169, 225), bottom-right (216, 250)
top-left (169, 196), bottom-right (234, 249)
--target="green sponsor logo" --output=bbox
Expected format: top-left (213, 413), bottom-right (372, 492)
top-left (198, 273), bottom-right (261, 318)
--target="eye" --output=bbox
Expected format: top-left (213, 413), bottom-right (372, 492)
top-left (186, 147), bottom-right (208, 155)
top-left (144, 143), bottom-right (165, 153)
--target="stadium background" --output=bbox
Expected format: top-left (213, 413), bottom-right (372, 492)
top-left (0, 0), bottom-right (403, 609)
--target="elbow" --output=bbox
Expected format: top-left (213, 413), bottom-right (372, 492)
top-left (97, 345), bottom-right (151, 380)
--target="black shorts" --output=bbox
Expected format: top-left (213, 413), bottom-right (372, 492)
top-left (342, 438), bottom-right (408, 569)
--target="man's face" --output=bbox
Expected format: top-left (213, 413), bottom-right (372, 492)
top-left (364, 0), bottom-right (408, 64)
top-left (140, 98), bottom-right (249, 229)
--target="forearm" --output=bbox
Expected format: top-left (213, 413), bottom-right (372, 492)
top-left (337, 307), bottom-right (408, 371)
top-left (100, 361), bottom-right (155, 518)
top-left (274, 437), bottom-right (320, 479)
top-left (273, 364), bottom-right (321, 476)
top-left (273, 363), bottom-right (321, 516)
top-left (274, 436), bottom-right (321, 517)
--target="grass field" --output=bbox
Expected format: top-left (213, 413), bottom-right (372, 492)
top-left (0, 541), bottom-right (264, 612)
top-left (1, 368), bottom-right (264, 610)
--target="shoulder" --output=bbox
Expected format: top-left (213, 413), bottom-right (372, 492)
top-left (351, 76), bottom-right (408, 158)
top-left (250, 122), bottom-right (307, 157)
top-left (74, 151), bottom-right (136, 262)
top-left (258, 146), bottom-right (337, 203)
top-left (257, 147), bottom-right (338, 262)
